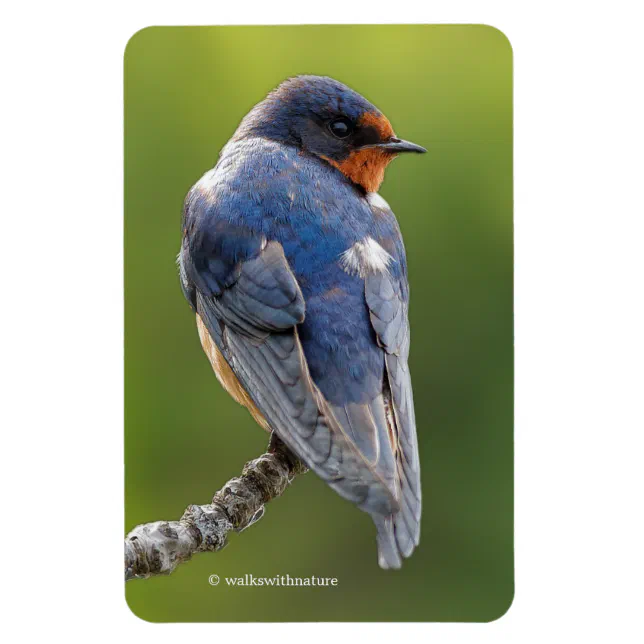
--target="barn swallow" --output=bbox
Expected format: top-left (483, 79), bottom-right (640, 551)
top-left (178, 75), bottom-right (425, 569)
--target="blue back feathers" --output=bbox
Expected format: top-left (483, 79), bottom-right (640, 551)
top-left (182, 135), bottom-right (408, 406)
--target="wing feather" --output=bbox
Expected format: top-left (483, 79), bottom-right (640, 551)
top-left (365, 270), bottom-right (422, 565)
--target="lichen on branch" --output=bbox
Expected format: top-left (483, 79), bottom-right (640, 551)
top-left (125, 435), bottom-right (307, 581)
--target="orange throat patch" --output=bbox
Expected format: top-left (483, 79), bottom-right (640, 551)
top-left (326, 148), bottom-right (395, 193)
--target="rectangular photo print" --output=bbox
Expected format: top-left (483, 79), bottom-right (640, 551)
top-left (124, 24), bottom-right (513, 623)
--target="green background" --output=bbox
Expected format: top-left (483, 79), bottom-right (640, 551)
top-left (125, 25), bottom-right (513, 622)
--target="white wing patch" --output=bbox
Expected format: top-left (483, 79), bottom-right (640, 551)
top-left (339, 237), bottom-right (394, 278)
top-left (366, 192), bottom-right (391, 211)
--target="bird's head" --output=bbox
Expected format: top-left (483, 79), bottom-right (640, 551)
top-left (234, 75), bottom-right (426, 193)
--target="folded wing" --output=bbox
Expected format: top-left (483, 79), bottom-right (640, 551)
top-left (189, 240), bottom-right (398, 516)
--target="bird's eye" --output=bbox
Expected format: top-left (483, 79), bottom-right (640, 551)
top-left (328, 118), bottom-right (353, 139)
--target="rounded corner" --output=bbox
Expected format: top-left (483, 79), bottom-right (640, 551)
top-left (124, 588), bottom-right (162, 624)
top-left (124, 25), bottom-right (159, 63)
top-left (477, 24), bottom-right (514, 58)
top-left (484, 586), bottom-right (515, 623)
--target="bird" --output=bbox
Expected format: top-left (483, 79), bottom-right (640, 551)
top-left (178, 75), bottom-right (425, 569)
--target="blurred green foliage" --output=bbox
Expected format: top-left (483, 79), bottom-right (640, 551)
top-left (125, 25), bottom-right (513, 622)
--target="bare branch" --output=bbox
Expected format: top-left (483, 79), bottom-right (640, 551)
top-left (125, 435), bottom-right (307, 581)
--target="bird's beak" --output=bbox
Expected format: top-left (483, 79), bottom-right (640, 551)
top-left (376, 137), bottom-right (427, 154)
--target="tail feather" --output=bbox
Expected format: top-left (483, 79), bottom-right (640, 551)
top-left (374, 515), bottom-right (402, 569)
top-left (373, 500), bottom-right (421, 569)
